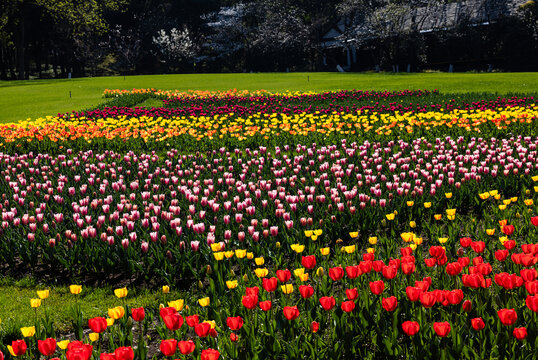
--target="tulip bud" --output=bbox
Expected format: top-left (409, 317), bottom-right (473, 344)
top-left (242, 274), bottom-right (248, 282)
top-left (276, 242), bottom-right (281, 249)
top-left (206, 265), bottom-right (212, 275)
top-left (49, 238), bottom-right (55, 247)
top-left (463, 300), bottom-right (472, 312)
top-left (198, 280), bottom-right (204, 290)
top-left (316, 267), bottom-right (325, 277)
top-left (166, 250), bottom-right (172, 260)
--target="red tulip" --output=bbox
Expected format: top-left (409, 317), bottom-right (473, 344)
top-left (460, 237), bottom-right (472, 248)
top-left (131, 307), bottom-right (145, 322)
top-left (382, 265), bottom-right (398, 280)
top-left (401, 262), bottom-right (416, 275)
top-left (259, 300), bottom-right (272, 311)
top-left (381, 296), bottom-right (397, 312)
top-left (10, 340), bottom-right (27, 356)
top-left (299, 285), bottom-right (314, 298)
top-left (195, 322), bottom-right (212, 337)
top-left (498, 308), bottom-right (517, 326)
top-left (88, 317), bottom-right (107, 333)
top-left (458, 257), bottom-right (470, 267)
top-left (401, 321), bottom-right (420, 336)
top-left (526, 295), bottom-right (538, 312)
top-left (0, 350), bottom-right (4, 360)
top-left (230, 333), bottom-right (239, 342)
top-left (471, 241), bottom-right (486, 253)
top-left (359, 261), bottom-right (373, 273)
top-left (341, 300), bottom-right (355, 312)
top-left (210, 328), bottom-right (218, 338)
top-left (201, 349), bottom-right (220, 360)
top-left (406, 286), bottom-right (422, 302)
top-left (100, 353), bottom-right (115, 360)
top-left (301, 255), bottom-right (316, 269)
top-left (226, 316), bottom-right (244, 330)
top-left (531, 216), bottom-right (538, 226)
top-left (446, 262), bottom-right (462, 276)
top-left (521, 268), bottom-right (538, 282)
top-left (495, 249), bottom-right (509, 262)
top-left (186, 314), bottom-right (199, 327)
top-left (369, 280), bottom-right (385, 295)
top-left (471, 317), bottom-right (485, 331)
top-left (159, 307), bottom-right (177, 319)
top-left (276, 269), bottom-right (291, 282)
top-left (513, 327), bottom-right (527, 340)
top-left (419, 292), bottom-right (436, 308)
top-left (177, 340), bottom-right (195, 355)
top-left (262, 277), bottom-right (278, 292)
top-left (66, 342), bottom-right (93, 360)
top-left (346, 288), bottom-right (359, 300)
top-left (526, 281), bottom-right (538, 294)
top-left (38, 338), bottom-right (56, 356)
top-left (311, 321), bottom-right (320, 333)
top-left (502, 225), bottom-right (515, 236)
top-left (283, 306), bottom-right (300, 320)
top-left (159, 339), bottom-right (177, 357)
top-left (462, 300), bottom-right (473, 312)
top-left (163, 313), bottom-right (183, 331)
top-left (345, 265), bottom-right (361, 279)
top-left (433, 322), bottom-right (451, 337)
top-left (114, 347), bottom-right (134, 360)
top-left (424, 258), bottom-right (436, 267)
top-left (242, 295), bottom-right (258, 309)
top-left (329, 266), bottom-right (344, 281)
top-left (503, 240), bottom-right (516, 250)
top-left (245, 287), bottom-right (259, 296)
top-left (319, 296), bottom-right (336, 310)
top-left (447, 289), bottom-right (463, 305)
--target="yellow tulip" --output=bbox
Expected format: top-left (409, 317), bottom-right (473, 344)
top-left (213, 252), bottom-right (225, 261)
top-left (7, 346), bottom-right (16, 357)
top-left (247, 252), bottom-right (254, 259)
top-left (407, 201), bottom-right (414, 207)
top-left (255, 257), bottom-right (265, 266)
top-left (30, 298), bottom-right (42, 308)
top-left (486, 229), bottom-right (495, 235)
top-left (290, 244), bottom-right (305, 253)
top-left (524, 199), bottom-right (534, 206)
top-left (349, 232), bottom-right (358, 238)
top-left (499, 204), bottom-right (507, 210)
top-left (275, 242), bottom-right (281, 249)
top-left (114, 287), bottom-right (128, 299)
top-left (534, 186), bottom-right (538, 192)
top-left (224, 251), bottom-right (234, 259)
top-left (413, 237), bottom-right (423, 245)
top-left (21, 326), bottom-right (36, 337)
top-left (502, 199), bottom-right (511, 205)
top-left (235, 249), bottom-right (247, 258)
top-left (489, 190), bottom-right (498, 196)
top-left (438, 237), bottom-right (448, 244)
top-left (410, 243), bottom-right (417, 251)
top-left (210, 243), bottom-right (222, 252)
top-left (198, 297), bottom-right (210, 307)
top-left (70, 285), bottom-right (82, 295)
top-left (320, 247), bottom-right (330, 256)
top-left (367, 247), bottom-right (376, 254)
top-left (281, 284), bottom-right (294, 294)
top-left (369, 236), bottom-right (378, 245)
top-left (255, 268), bottom-right (269, 278)
top-left (494, 194), bottom-right (501, 200)
top-left (344, 245), bottom-right (356, 253)
top-left (313, 229), bottom-right (323, 236)
top-left (106, 318), bottom-right (114, 326)
top-left (447, 215), bottom-right (455, 221)
top-left (478, 192), bottom-right (490, 200)
top-left (162, 285), bottom-right (170, 294)
top-left (446, 209), bottom-right (456, 216)
top-left (532, 175), bottom-right (538, 182)
top-left (37, 290), bottom-right (49, 300)
top-left (409, 221), bottom-right (416, 228)
top-left (424, 202), bottom-right (432, 208)
top-left (57, 340), bottom-right (70, 350)
top-left (294, 268), bottom-right (305, 277)
top-left (445, 193), bottom-right (452, 199)
top-left (168, 299), bottom-right (184, 311)
top-left (108, 306), bottom-right (125, 320)
top-left (310, 235), bottom-right (318, 241)
top-left (304, 230), bottom-right (313, 237)
top-left (386, 213), bottom-right (395, 221)
top-left (499, 219), bottom-right (508, 227)
top-left (89, 333), bottom-right (99, 342)
top-left (400, 232), bottom-right (414, 243)
top-left (434, 214), bottom-right (442, 220)
top-left (298, 273), bottom-right (309, 282)
top-left (226, 280), bottom-right (238, 289)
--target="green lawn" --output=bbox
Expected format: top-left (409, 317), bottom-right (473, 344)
top-left (1, 72), bottom-right (537, 123)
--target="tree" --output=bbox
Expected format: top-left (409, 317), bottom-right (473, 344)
top-left (152, 26), bottom-right (197, 72)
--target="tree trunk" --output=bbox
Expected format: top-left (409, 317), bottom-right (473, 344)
top-left (16, 1), bottom-right (26, 80)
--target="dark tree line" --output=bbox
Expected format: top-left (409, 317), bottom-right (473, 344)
top-left (0, 0), bottom-right (536, 79)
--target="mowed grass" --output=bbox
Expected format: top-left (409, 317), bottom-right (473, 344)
top-left (0, 278), bottom-right (186, 342)
top-left (1, 72), bottom-right (538, 123)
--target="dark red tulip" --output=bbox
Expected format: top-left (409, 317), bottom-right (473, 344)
top-left (463, 300), bottom-right (473, 312)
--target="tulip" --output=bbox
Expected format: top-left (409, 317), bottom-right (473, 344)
top-left (163, 313), bottom-right (183, 331)
top-left (341, 300), bottom-right (355, 312)
top-left (38, 338), bottom-right (56, 356)
top-left (402, 321), bottom-right (420, 336)
top-left (471, 317), bottom-right (485, 331)
top-left (108, 306), bottom-right (125, 320)
top-left (20, 326), bottom-right (35, 337)
top-left (226, 316), bottom-right (244, 330)
top-left (162, 285), bottom-right (170, 294)
top-left (70, 285), bottom-right (82, 295)
top-left (160, 339), bottom-right (177, 357)
top-left (8, 340), bottom-right (27, 357)
top-left (329, 266), bottom-right (345, 281)
top-left (382, 296), bottom-right (398, 312)
top-left (168, 299), bottom-right (184, 311)
top-left (177, 340), bottom-right (195, 355)
top-left (259, 300), bottom-right (272, 311)
top-left (66, 342), bottom-right (93, 360)
top-left (37, 289), bottom-right (50, 300)
top-left (369, 280), bottom-right (385, 295)
top-left (186, 315), bottom-right (199, 327)
top-left (301, 255), bottom-right (316, 269)
top-left (433, 322), bottom-right (451, 337)
top-left (89, 333), bottom-right (99, 342)
top-left (319, 296), bottom-right (336, 311)
top-left (88, 317), bottom-right (107, 333)
top-left (30, 298), bottom-right (42, 308)
top-left (131, 307), bottom-right (145, 322)
top-left (498, 308), bottom-right (517, 326)
top-left (198, 297), bottom-right (210, 307)
top-left (201, 349), bottom-right (220, 360)
top-left (195, 322), bottom-right (212, 337)
top-left (283, 306), bottom-right (300, 320)
top-left (513, 327), bottom-right (527, 340)
top-left (262, 277), bottom-right (278, 292)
